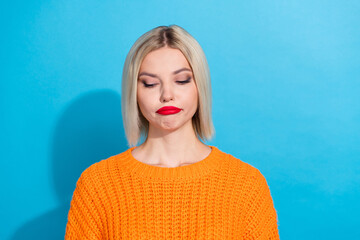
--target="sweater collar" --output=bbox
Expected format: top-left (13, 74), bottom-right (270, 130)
top-left (118, 145), bottom-right (224, 180)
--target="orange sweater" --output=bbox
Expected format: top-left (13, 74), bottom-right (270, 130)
top-left (65, 146), bottom-right (279, 239)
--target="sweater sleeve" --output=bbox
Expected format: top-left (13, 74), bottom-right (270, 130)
top-left (242, 168), bottom-right (280, 240)
top-left (65, 167), bottom-right (103, 240)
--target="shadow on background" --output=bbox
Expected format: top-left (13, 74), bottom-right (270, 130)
top-left (11, 89), bottom-right (128, 239)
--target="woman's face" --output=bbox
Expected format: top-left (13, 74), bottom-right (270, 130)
top-left (137, 47), bottom-right (198, 132)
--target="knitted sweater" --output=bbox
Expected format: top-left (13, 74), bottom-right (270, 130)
top-left (65, 146), bottom-right (279, 239)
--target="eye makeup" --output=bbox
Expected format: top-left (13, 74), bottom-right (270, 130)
top-left (176, 77), bottom-right (192, 84)
top-left (141, 80), bottom-right (157, 88)
top-left (139, 76), bottom-right (192, 88)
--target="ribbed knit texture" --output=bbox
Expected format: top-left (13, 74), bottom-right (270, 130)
top-left (65, 146), bottom-right (280, 239)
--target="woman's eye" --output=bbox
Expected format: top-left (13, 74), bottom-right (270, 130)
top-left (176, 77), bottom-right (191, 84)
top-left (141, 81), bottom-right (157, 88)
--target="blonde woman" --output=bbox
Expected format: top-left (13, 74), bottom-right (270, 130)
top-left (65, 25), bottom-right (280, 239)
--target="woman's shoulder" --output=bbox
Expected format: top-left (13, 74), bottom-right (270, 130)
top-left (216, 146), bottom-right (268, 184)
top-left (76, 148), bottom-right (131, 183)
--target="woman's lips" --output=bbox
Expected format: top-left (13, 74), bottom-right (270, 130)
top-left (156, 106), bottom-right (181, 115)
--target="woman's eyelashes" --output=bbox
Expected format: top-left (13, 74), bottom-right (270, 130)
top-left (176, 77), bottom-right (191, 84)
top-left (141, 81), bottom-right (157, 88)
top-left (141, 77), bottom-right (192, 88)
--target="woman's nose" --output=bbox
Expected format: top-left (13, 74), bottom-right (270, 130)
top-left (160, 84), bottom-right (174, 102)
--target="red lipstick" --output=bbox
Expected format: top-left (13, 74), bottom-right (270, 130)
top-left (156, 106), bottom-right (181, 115)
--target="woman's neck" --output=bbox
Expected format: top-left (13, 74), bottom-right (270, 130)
top-left (132, 123), bottom-right (211, 168)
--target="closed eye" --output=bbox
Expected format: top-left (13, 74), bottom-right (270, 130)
top-left (141, 81), bottom-right (157, 88)
top-left (176, 77), bottom-right (191, 84)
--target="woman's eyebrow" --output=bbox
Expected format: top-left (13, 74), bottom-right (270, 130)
top-left (138, 72), bottom-right (159, 78)
top-left (173, 67), bottom-right (192, 75)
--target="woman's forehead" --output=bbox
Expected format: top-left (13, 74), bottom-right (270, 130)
top-left (140, 47), bottom-right (191, 74)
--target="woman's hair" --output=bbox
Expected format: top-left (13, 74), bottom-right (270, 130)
top-left (121, 25), bottom-right (215, 147)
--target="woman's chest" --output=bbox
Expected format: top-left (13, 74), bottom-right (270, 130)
top-left (97, 175), bottom-right (246, 239)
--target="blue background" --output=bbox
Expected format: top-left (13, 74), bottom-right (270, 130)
top-left (2, 0), bottom-right (359, 239)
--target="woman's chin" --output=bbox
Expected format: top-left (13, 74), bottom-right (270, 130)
top-left (150, 121), bottom-right (188, 133)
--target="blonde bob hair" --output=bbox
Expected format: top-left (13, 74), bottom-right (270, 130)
top-left (121, 25), bottom-right (215, 147)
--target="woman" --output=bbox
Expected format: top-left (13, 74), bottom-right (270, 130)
top-left (65, 25), bottom-right (280, 239)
